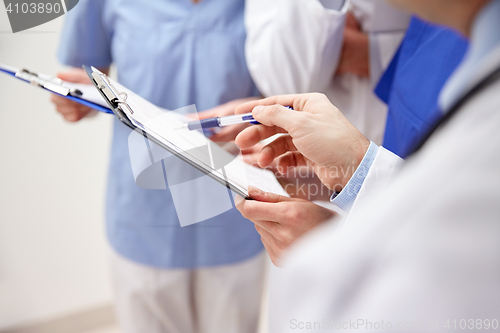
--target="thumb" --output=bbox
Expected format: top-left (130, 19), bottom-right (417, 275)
top-left (57, 68), bottom-right (91, 84)
top-left (248, 186), bottom-right (295, 203)
top-left (252, 104), bottom-right (301, 133)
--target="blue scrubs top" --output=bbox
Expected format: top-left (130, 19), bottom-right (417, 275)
top-left (375, 16), bottom-right (469, 158)
top-left (58, 0), bottom-right (263, 268)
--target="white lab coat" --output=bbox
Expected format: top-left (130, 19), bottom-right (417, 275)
top-left (245, 0), bottom-right (410, 144)
top-left (272, 47), bottom-right (500, 332)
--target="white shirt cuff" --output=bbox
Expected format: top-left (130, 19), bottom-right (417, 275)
top-left (331, 142), bottom-right (379, 211)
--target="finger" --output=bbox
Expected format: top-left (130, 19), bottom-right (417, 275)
top-left (276, 152), bottom-right (310, 172)
top-left (259, 135), bottom-right (297, 168)
top-left (57, 68), bottom-right (91, 84)
top-left (51, 94), bottom-right (82, 107)
top-left (238, 199), bottom-right (282, 221)
top-left (56, 106), bottom-right (81, 115)
top-left (57, 107), bottom-right (91, 122)
top-left (234, 94), bottom-right (308, 115)
top-left (247, 186), bottom-right (296, 203)
top-left (235, 125), bottom-right (286, 149)
top-left (239, 188), bottom-right (303, 222)
top-left (251, 104), bottom-right (303, 133)
top-left (241, 144), bottom-right (273, 167)
top-left (242, 152), bottom-right (260, 167)
top-left (56, 104), bottom-right (88, 115)
top-left (258, 232), bottom-right (281, 266)
top-left (63, 112), bottom-right (83, 122)
top-left (256, 225), bottom-right (285, 264)
top-left (252, 219), bottom-right (280, 236)
top-left (255, 225), bottom-right (280, 253)
top-left (51, 94), bottom-right (66, 104)
top-left (241, 145), bottom-right (260, 155)
top-left (239, 200), bottom-right (295, 223)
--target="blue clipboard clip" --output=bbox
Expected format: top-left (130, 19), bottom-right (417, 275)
top-left (15, 68), bottom-right (79, 97)
top-left (0, 63), bottom-right (113, 114)
top-left (15, 68), bottom-right (113, 114)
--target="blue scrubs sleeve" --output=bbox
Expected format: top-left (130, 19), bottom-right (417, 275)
top-left (58, 0), bottom-right (112, 68)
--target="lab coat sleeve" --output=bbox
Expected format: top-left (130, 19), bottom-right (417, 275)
top-left (244, 0), bottom-right (349, 97)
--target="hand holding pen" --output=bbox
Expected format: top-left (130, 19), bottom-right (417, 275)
top-left (181, 97), bottom-right (261, 142)
top-left (180, 106), bottom-right (293, 131)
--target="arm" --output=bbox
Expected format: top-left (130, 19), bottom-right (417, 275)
top-left (244, 0), bottom-right (348, 97)
top-left (351, 0), bottom-right (411, 83)
top-left (51, 0), bottom-right (112, 122)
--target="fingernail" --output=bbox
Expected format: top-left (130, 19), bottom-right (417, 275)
top-left (249, 185), bottom-right (265, 196)
top-left (253, 106), bottom-right (264, 117)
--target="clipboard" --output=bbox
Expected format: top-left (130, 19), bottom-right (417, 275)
top-left (85, 65), bottom-right (253, 199)
top-left (0, 63), bottom-right (112, 114)
top-left (0, 62), bottom-right (286, 201)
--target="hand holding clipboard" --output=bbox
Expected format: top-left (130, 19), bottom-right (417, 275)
top-left (0, 62), bottom-right (289, 200)
top-left (49, 68), bottom-right (111, 122)
top-left (0, 63), bottom-right (112, 119)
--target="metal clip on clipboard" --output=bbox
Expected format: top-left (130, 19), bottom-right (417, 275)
top-left (15, 68), bottom-right (83, 98)
top-left (85, 65), bottom-right (251, 198)
top-left (91, 69), bottom-right (131, 112)
top-left (88, 66), bottom-right (139, 130)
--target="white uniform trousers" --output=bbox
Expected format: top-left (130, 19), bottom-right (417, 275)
top-left (110, 250), bottom-right (266, 333)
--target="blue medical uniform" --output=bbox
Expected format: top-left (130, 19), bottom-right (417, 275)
top-left (376, 16), bottom-right (469, 158)
top-left (58, 0), bottom-right (263, 268)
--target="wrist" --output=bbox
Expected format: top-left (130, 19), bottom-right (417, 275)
top-left (340, 137), bottom-right (370, 188)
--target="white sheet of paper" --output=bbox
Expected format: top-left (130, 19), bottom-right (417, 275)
top-left (109, 78), bottom-right (288, 198)
top-left (63, 81), bottom-right (109, 107)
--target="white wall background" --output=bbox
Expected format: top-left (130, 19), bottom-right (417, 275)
top-left (0, 9), bottom-right (114, 330)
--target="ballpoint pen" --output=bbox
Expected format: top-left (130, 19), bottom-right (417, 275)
top-left (179, 106), bottom-right (292, 131)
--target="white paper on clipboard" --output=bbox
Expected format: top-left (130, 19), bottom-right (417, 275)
top-left (96, 72), bottom-right (288, 203)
